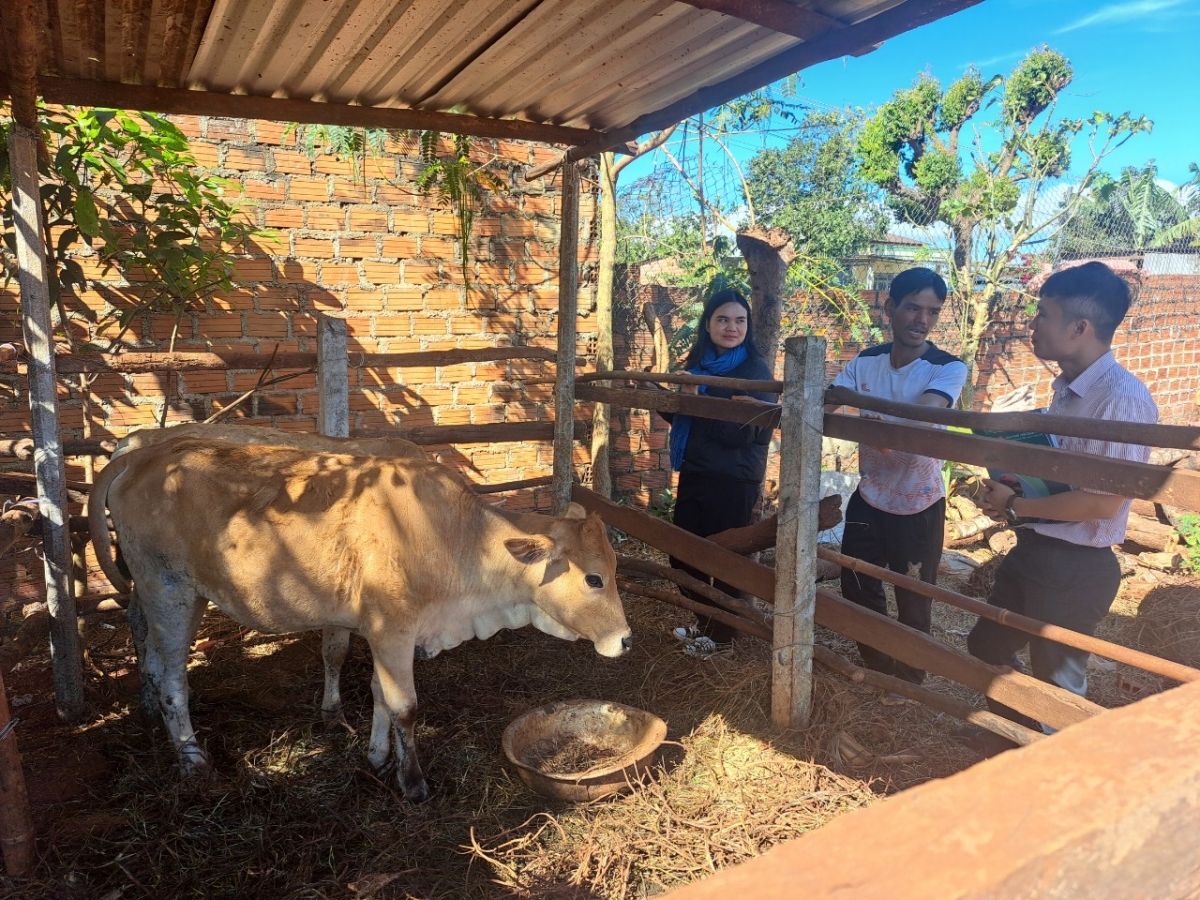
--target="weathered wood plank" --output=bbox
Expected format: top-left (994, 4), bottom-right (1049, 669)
top-left (317, 316), bottom-right (350, 440)
top-left (826, 385), bottom-right (1200, 450)
top-left (825, 413), bottom-right (1200, 511)
top-left (576, 384), bottom-right (782, 428)
top-left (572, 485), bottom-right (1104, 731)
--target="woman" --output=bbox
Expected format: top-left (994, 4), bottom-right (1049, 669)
top-left (662, 289), bottom-right (777, 649)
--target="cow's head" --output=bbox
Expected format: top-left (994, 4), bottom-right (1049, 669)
top-left (504, 503), bottom-right (631, 657)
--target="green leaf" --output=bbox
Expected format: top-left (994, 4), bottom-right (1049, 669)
top-left (73, 190), bottom-right (102, 238)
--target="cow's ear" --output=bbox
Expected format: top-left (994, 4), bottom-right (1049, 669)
top-left (563, 502), bottom-right (587, 520)
top-left (505, 536), bottom-right (554, 564)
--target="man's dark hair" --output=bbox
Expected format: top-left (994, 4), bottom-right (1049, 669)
top-left (1040, 261), bottom-right (1132, 343)
top-left (887, 267), bottom-right (948, 305)
top-left (683, 289), bottom-right (764, 369)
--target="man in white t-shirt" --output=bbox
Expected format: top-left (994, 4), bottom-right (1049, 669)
top-left (826, 267), bottom-right (968, 692)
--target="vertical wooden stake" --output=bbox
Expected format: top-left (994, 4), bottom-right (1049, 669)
top-left (0, 667), bottom-right (36, 876)
top-left (317, 315), bottom-right (350, 439)
top-left (552, 161), bottom-right (581, 515)
top-left (772, 335), bottom-right (826, 728)
top-left (9, 123), bottom-right (85, 721)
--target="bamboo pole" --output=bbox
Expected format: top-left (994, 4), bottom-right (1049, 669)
top-left (8, 122), bottom-right (85, 721)
top-left (772, 335), bottom-right (825, 728)
top-left (617, 579), bottom-right (769, 642)
top-left (552, 160), bottom-right (581, 515)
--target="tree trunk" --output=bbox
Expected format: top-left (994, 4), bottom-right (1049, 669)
top-left (736, 225), bottom-right (795, 371)
top-left (589, 153), bottom-right (617, 499)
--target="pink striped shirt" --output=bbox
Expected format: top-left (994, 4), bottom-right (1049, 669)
top-left (1029, 352), bottom-right (1158, 548)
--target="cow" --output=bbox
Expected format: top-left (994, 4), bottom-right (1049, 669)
top-left (107, 423), bottom-right (427, 726)
top-left (88, 438), bottom-right (631, 801)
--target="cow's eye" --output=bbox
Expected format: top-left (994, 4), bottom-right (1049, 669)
top-left (585, 574), bottom-right (604, 589)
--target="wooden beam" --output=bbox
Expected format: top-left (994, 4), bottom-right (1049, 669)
top-left (572, 484), bottom-right (1104, 731)
top-left (772, 335), bottom-right (825, 728)
top-left (552, 161), bottom-right (581, 515)
top-left (826, 386), bottom-right (1200, 451)
top-left (571, 369), bottom-right (781, 393)
top-left (575, 384), bottom-right (782, 428)
top-left (356, 420), bottom-right (585, 446)
top-left (675, 0), bottom-right (844, 41)
top-left (568, 0), bottom-right (984, 157)
top-left (8, 122), bottom-right (86, 722)
top-left (1, 346), bottom-right (560, 375)
top-left (825, 413), bottom-right (1200, 512)
top-left (22, 76), bottom-right (604, 147)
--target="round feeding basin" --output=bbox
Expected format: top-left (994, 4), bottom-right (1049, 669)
top-left (502, 700), bottom-right (667, 802)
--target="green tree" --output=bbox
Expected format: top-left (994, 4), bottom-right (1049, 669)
top-left (1056, 163), bottom-right (1190, 258)
top-left (857, 47), bottom-right (1151, 398)
top-left (1, 104), bottom-right (259, 352)
top-left (747, 109), bottom-right (887, 261)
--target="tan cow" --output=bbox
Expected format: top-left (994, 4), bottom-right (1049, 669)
top-left (108, 423), bottom-right (427, 726)
top-left (89, 438), bottom-right (630, 801)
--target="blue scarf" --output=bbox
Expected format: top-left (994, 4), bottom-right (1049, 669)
top-left (669, 344), bottom-right (748, 471)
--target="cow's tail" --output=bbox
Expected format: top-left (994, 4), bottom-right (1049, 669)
top-left (88, 453), bottom-right (132, 593)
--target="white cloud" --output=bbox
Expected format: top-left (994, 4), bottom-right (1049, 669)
top-left (1055, 0), bottom-right (1189, 34)
top-left (962, 50), bottom-right (1025, 71)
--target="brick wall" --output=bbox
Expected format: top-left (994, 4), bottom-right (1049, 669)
top-left (0, 118), bottom-right (599, 516)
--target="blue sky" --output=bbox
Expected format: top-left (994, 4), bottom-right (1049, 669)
top-left (793, 0), bottom-right (1198, 186)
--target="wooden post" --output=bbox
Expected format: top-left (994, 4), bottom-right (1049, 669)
top-left (9, 123), bottom-right (85, 721)
top-left (552, 160), bottom-right (581, 514)
top-left (0, 666), bottom-right (36, 876)
top-left (771, 335), bottom-right (826, 728)
top-left (317, 315), bottom-right (350, 439)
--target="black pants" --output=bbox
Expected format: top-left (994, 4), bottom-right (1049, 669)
top-left (967, 530), bottom-right (1120, 730)
top-left (669, 471), bottom-right (760, 643)
top-left (839, 489), bottom-right (946, 683)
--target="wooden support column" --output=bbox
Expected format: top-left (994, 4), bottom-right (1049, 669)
top-left (9, 124), bottom-right (85, 721)
top-left (317, 315), bottom-right (350, 439)
top-left (771, 335), bottom-right (826, 728)
top-left (552, 161), bottom-right (581, 514)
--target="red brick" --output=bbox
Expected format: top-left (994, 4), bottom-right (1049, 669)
top-left (313, 155), bottom-right (356, 176)
top-left (331, 178), bottom-right (371, 202)
top-left (264, 206), bottom-right (305, 228)
top-left (381, 236), bottom-right (418, 258)
top-left (293, 237), bottom-right (335, 258)
top-left (233, 258), bottom-right (274, 282)
top-left (345, 289), bottom-right (386, 311)
top-left (413, 317), bottom-right (448, 336)
top-left (256, 288), bottom-right (300, 311)
top-left (349, 208), bottom-right (388, 230)
top-left (271, 150), bottom-right (312, 174)
top-left (289, 178), bottom-right (330, 202)
top-left (424, 290), bottom-right (463, 311)
top-left (339, 237), bottom-right (378, 258)
top-left (404, 262), bottom-right (440, 285)
top-left (363, 262), bottom-right (400, 284)
top-left (188, 143), bottom-right (220, 168)
top-left (247, 313), bottom-right (290, 339)
top-left (206, 117), bottom-right (250, 141)
top-left (321, 263), bottom-right (361, 285)
top-left (225, 148), bottom-right (268, 172)
top-left (306, 208), bottom-right (345, 230)
top-left (387, 289), bottom-right (425, 312)
top-left (280, 260), bottom-right (320, 283)
top-left (434, 407), bottom-right (472, 426)
top-left (393, 212), bottom-right (431, 234)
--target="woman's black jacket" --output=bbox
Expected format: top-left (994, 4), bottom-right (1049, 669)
top-left (660, 354), bottom-right (776, 485)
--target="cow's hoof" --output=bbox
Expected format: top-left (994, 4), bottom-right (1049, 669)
top-left (401, 778), bottom-right (431, 803)
top-left (178, 743), bottom-right (213, 777)
top-left (321, 708), bottom-right (354, 734)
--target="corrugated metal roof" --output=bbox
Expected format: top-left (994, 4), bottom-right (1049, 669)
top-left (3, 0), bottom-right (984, 147)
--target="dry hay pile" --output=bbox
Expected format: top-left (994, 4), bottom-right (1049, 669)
top-left (1, 543), bottom-right (988, 900)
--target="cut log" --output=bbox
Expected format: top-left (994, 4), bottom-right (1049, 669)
top-left (705, 494), bottom-right (843, 555)
top-left (1122, 514), bottom-right (1178, 553)
top-left (945, 514), bottom-right (997, 545)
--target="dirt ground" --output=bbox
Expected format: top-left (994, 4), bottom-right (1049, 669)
top-left (0, 537), bottom-right (1195, 900)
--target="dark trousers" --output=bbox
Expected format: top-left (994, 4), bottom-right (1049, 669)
top-left (839, 489), bottom-right (946, 683)
top-left (669, 471), bottom-right (760, 643)
top-left (967, 530), bottom-right (1120, 730)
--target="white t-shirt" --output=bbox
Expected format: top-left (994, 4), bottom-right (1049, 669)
top-left (831, 342), bottom-right (968, 515)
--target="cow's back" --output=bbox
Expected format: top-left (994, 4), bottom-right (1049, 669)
top-left (108, 440), bottom-right (484, 634)
top-left (114, 422), bottom-right (425, 460)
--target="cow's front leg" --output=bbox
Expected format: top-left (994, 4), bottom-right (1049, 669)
top-left (367, 637), bottom-right (428, 802)
top-left (320, 627), bottom-right (352, 731)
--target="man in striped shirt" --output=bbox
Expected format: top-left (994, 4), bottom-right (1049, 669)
top-left (967, 262), bottom-right (1158, 745)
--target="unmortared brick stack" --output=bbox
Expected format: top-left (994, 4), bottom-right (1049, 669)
top-left (0, 118), bottom-right (600, 509)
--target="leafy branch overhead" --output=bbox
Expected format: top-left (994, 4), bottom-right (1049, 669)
top-left (0, 104), bottom-right (261, 352)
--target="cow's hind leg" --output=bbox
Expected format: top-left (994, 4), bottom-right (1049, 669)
top-left (138, 576), bottom-right (211, 775)
top-left (366, 636), bottom-right (428, 802)
top-left (320, 626), bottom-right (353, 731)
top-left (125, 587), bottom-right (160, 722)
